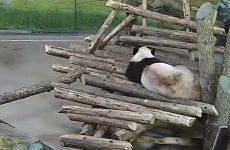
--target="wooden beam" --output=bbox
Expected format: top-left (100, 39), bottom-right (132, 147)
top-left (0, 67), bottom-right (85, 105)
top-left (106, 0), bottom-right (225, 35)
top-left (202, 7), bottom-right (230, 150)
top-left (137, 136), bottom-right (202, 146)
top-left (54, 87), bottom-right (196, 127)
top-left (53, 82), bottom-right (202, 117)
top-left (59, 105), bottom-right (156, 124)
top-left (118, 35), bottom-right (225, 53)
top-left (88, 4), bottom-right (120, 53)
top-left (78, 74), bottom-right (218, 116)
top-left (131, 25), bottom-right (197, 43)
top-left (60, 134), bottom-right (133, 150)
top-left (196, 2), bottom-right (216, 104)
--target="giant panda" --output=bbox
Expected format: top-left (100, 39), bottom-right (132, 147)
top-left (125, 45), bottom-right (201, 101)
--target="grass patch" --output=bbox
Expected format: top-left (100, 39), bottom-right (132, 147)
top-left (0, 0), bottom-right (183, 32)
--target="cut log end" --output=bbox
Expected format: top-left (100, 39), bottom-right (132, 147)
top-left (128, 122), bottom-right (137, 131)
top-left (80, 74), bottom-right (86, 85)
top-left (60, 139), bottom-right (65, 147)
top-left (106, 0), bottom-right (115, 7)
top-left (45, 44), bottom-right (50, 53)
top-left (196, 2), bottom-right (213, 19)
top-left (188, 118), bottom-right (196, 127)
top-left (150, 116), bottom-right (155, 124)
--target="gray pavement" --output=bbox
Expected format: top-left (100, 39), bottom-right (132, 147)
top-left (0, 34), bottom-right (93, 150)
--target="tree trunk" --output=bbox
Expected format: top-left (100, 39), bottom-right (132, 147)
top-left (196, 2), bottom-right (216, 104)
top-left (202, 9), bottom-right (230, 150)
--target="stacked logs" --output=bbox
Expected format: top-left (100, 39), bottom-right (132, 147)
top-left (45, 43), bottom-right (218, 150)
top-left (44, 1), bottom-right (225, 150)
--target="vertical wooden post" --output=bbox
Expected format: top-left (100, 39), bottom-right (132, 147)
top-left (195, 2), bottom-right (220, 150)
top-left (142, 0), bottom-right (147, 37)
top-left (182, 0), bottom-right (195, 62)
top-left (196, 2), bottom-right (216, 104)
top-left (203, 18), bottom-right (230, 150)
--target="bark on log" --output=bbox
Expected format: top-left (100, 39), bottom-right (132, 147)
top-left (52, 63), bottom-right (127, 80)
top-left (0, 67), bottom-right (85, 105)
top-left (111, 126), bottom-right (150, 141)
top-left (131, 25), bottom-right (197, 43)
top-left (59, 105), bottom-right (155, 124)
top-left (202, 9), bottom-right (230, 150)
top-left (196, 2), bottom-right (216, 104)
top-left (93, 125), bottom-right (110, 138)
top-left (142, 0), bottom-right (147, 36)
top-left (80, 123), bottom-right (97, 136)
top-left (182, 0), bottom-right (191, 32)
top-left (45, 44), bottom-right (126, 67)
top-left (97, 0), bottom-right (155, 49)
top-left (118, 35), bottom-right (225, 53)
top-left (88, 9), bottom-right (120, 53)
top-left (68, 114), bottom-right (143, 131)
top-left (60, 134), bottom-right (133, 150)
top-left (69, 56), bottom-right (126, 74)
top-left (137, 136), bottom-right (202, 146)
top-left (53, 82), bottom-right (202, 117)
top-left (54, 87), bottom-right (196, 127)
top-left (106, 0), bottom-right (225, 35)
top-left (79, 74), bottom-right (218, 116)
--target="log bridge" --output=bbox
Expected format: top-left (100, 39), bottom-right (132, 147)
top-left (1, 0), bottom-right (230, 150)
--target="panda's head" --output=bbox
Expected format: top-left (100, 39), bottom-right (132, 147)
top-left (131, 45), bottom-right (156, 63)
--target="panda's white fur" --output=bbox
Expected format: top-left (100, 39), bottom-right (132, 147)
top-left (126, 46), bottom-right (201, 101)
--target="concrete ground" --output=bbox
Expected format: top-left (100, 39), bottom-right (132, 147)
top-left (0, 34), bottom-right (92, 150)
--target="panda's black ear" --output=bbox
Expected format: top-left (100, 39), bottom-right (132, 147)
top-left (151, 48), bottom-right (156, 56)
top-left (133, 46), bottom-right (139, 55)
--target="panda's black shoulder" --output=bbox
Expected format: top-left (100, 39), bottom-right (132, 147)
top-left (141, 57), bottom-right (163, 65)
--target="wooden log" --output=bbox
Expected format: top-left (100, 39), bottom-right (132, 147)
top-left (182, 0), bottom-right (191, 32)
top-left (137, 136), bottom-right (202, 146)
top-left (68, 114), bottom-right (143, 131)
top-left (142, 0), bottom-right (147, 37)
top-left (202, 6), bottom-right (230, 150)
top-left (182, 0), bottom-right (196, 61)
top-left (54, 87), bottom-right (196, 127)
top-left (118, 35), bottom-right (225, 53)
top-left (45, 44), bottom-right (126, 67)
top-left (0, 67), bottom-right (85, 105)
top-left (59, 105), bottom-right (155, 124)
top-left (97, 0), bottom-right (155, 49)
top-left (106, 0), bottom-right (225, 35)
top-left (80, 123), bottom-right (97, 136)
top-left (60, 134), bottom-right (133, 150)
top-left (196, 2), bottom-right (216, 104)
top-left (93, 125), bottom-right (110, 138)
top-left (52, 82), bottom-right (202, 117)
top-left (69, 56), bottom-right (126, 74)
top-left (52, 63), bottom-right (127, 80)
top-left (131, 25), bottom-right (197, 43)
top-left (80, 74), bottom-right (218, 116)
top-left (88, 8), bottom-right (120, 53)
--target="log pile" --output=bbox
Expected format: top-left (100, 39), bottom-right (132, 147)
top-left (43, 1), bottom-right (227, 149)
top-left (0, 1), bottom-right (228, 150)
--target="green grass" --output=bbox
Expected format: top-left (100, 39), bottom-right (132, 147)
top-left (0, 0), bottom-right (183, 32)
